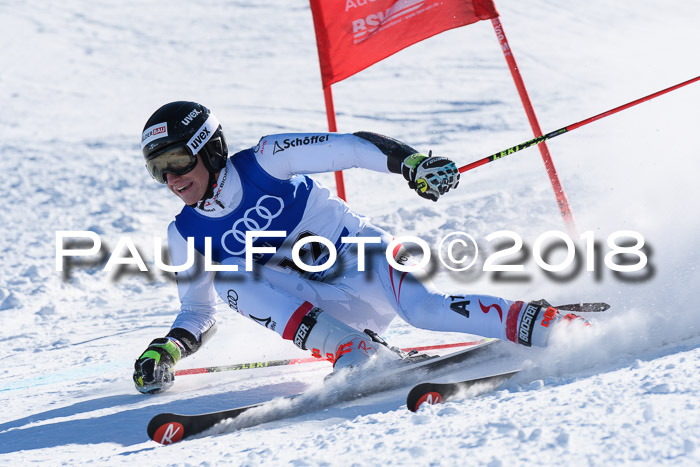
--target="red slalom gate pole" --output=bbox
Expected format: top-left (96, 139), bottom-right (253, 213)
top-left (175, 340), bottom-right (483, 376)
top-left (459, 74), bottom-right (700, 173)
top-left (323, 85), bottom-right (347, 201)
top-left (491, 17), bottom-right (577, 236)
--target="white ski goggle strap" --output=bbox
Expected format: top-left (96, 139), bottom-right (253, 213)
top-left (141, 122), bottom-right (168, 149)
top-left (187, 114), bottom-right (220, 155)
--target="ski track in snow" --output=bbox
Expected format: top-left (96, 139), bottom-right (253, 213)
top-left (1, 0), bottom-right (699, 464)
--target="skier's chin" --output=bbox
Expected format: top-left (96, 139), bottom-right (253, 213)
top-left (177, 192), bottom-right (200, 206)
top-left (169, 182), bottom-right (203, 205)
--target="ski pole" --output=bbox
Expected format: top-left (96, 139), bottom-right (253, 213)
top-left (459, 74), bottom-right (700, 173)
top-left (175, 340), bottom-right (483, 376)
top-left (175, 357), bottom-right (321, 375)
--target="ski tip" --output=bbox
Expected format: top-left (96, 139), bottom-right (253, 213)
top-left (152, 422), bottom-right (185, 445)
top-left (147, 414), bottom-right (186, 445)
top-left (410, 391), bottom-right (444, 412)
top-left (406, 383), bottom-right (444, 413)
top-left (406, 370), bottom-right (521, 413)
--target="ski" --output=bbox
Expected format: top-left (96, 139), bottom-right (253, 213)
top-left (399, 301), bottom-right (610, 413)
top-left (147, 338), bottom-right (507, 444)
top-left (148, 400), bottom-right (285, 445)
top-left (406, 369), bottom-right (520, 412)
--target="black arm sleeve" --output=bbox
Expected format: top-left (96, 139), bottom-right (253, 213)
top-left (353, 131), bottom-right (419, 174)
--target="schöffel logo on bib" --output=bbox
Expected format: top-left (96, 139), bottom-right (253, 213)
top-left (272, 135), bottom-right (329, 154)
top-left (518, 303), bottom-right (541, 346)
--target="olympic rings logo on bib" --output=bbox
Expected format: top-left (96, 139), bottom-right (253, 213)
top-left (221, 195), bottom-right (285, 255)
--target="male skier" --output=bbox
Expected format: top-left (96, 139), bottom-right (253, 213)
top-left (134, 101), bottom-right (587, 394)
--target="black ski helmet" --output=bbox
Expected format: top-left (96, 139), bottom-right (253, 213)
top-left (141, 101), bottom-right (228, 177)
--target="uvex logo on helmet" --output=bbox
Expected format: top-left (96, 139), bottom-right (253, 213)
top-left (181, 109), bottom-right (202, 126)
top-left (190, 128), bottom-right (210, 151)
top-left (186, 114), bottom-right (220, 154)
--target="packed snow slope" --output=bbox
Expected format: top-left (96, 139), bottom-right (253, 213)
top-left (1, 0), bottom-right (699, 464)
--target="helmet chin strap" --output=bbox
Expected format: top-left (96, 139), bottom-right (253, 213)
top-left (196, 171), bottom-right (219, 210)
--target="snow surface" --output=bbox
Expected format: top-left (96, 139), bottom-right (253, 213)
top-left (2, 0), bottom-right (700, 464)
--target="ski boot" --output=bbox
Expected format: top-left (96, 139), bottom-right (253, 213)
top-left (290, 307), bottom-right (405, 377)
top-left (505, 299), bottom-right (591, 347)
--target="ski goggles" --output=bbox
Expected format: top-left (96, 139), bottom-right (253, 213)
top-left (146, 145), bottom-right (198, 184)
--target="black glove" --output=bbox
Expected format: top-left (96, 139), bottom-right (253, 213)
top-left (133, 337), bottom-right (184, 394)
top-left (401, 152), bottom-right (460, 201)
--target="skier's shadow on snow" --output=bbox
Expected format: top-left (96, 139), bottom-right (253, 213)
top-left (0, 381), bottom-right (307, 453)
